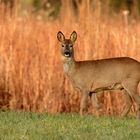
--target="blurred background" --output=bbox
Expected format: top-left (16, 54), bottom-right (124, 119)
top-left (0, 0), bottom-right (140, 116)
top-left (1, 0), bottom-right (140, 18)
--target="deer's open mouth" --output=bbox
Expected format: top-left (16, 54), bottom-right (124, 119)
top-left (64, 52), bottom-right (70, 57)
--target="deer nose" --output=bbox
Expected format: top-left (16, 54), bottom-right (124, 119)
top-left (64, 50), bottom-right (71, 57)
top-left (64, 50), bottom-right (70, 54)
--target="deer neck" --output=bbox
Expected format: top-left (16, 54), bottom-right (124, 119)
top-left (62, 56), bottom-right (76, 74)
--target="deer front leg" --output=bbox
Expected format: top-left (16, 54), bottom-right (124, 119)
top-left (80, 92), bottom-right (88, 116)
top-left (91, 93), bottom-right (102, 116)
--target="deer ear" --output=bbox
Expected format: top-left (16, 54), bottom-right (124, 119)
top-left (70, 31), bottom-right (77, 43)
top-left (57, 31), bottom-right (65, 42)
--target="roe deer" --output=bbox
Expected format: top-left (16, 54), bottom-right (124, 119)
top-left (57, 31), bottom-right (140, 119)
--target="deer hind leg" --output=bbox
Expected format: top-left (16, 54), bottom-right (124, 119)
top-left (91, 93), bottom-right (102, 116)
top-left (121, 89), bottom-right (133, 117)
top-left (122, 81), bottom-right (140, 119)
top-left (80, 92), bottom-right (88, 116)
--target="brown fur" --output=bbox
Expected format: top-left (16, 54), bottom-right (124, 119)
top-left (57, 31), bottom-right (140, 119)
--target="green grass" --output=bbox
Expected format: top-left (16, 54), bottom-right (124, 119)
top-left (0, 111), bottom-right (140, 140)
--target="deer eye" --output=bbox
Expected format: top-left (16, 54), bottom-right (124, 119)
top-left (62, 45), bottom-right (65, 47)
top-left (69, 45), bottom-right (73, 47)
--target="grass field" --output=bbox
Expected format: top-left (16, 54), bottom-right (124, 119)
top-left (0, 111), bottom-right (140, 140)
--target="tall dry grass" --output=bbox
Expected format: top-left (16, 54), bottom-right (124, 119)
top-left (0, 1), bottom-right (140, 116)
